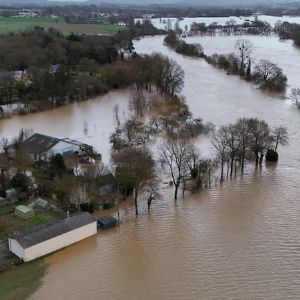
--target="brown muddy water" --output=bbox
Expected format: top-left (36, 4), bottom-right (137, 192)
top-left (1, 35), bottom-right (300, 299)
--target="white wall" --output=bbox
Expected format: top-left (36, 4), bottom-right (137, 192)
top-left (9, 221), bottom-right (97, 262)
top-left (50, 141), bottom-right (80, 156)
top-left (8, 238), bottom-right (24, 259)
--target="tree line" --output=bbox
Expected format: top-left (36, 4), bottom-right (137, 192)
top-left (0, 22), bottom-right (167, 113)
top-left (205, 39), bottom-right (287, 92)
top-left (212, 118), bottom-right (288, 181)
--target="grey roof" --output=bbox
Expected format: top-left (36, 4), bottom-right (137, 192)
top-left (20, 133), bottom-right (60, 154)
top-left (98, 215), bottom-right (117, 226)
top-left (0, 71), bottom-right (14, 80)
top-left (13, 212), bottom-right (96, 248)
top-left (15, 205), bottom-right (33, 214)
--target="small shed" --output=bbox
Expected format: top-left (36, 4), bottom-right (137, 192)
top-left (98, 215), bottom-right (118, 230)
top-left (6, 188), bottom-right (18, 203)
top-left (15, 205), bottom-right (35, 220)
top-left (35, 198), bottom-right (49, 210)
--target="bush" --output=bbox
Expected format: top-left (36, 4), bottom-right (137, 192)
top-left (266, 149), bottom-right (279, 162)
top-left (80, 203), bottom-right (94, 213)
top-left (103, 201), bottom-right (115, 210)
top-left (11, 173), bottom-right (30, 192)
top-left (0, 189), bottom-right (5, 198)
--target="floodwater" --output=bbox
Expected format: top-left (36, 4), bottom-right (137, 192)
top-left (137, 15), bottom-right (300, 31)
top-left (0, 91), bottom-right (130, 163)
top-left (2, 33), bottom-right (299, 299)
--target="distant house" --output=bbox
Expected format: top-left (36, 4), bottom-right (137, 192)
top-left (49, 64), bottom-right (61, 75)
top-left (8, 133), bottom-right (94, 162)
top-left (0, 70), bottom-right (29, 83)
top-left (8, 212), bottom-right (97, 262)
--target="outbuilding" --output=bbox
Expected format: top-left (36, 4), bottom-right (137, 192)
top-left (15, 205), bottom-right (35, 219)
top-left (98, 215), bottom-right (118, 230)
top-left (8, 212), bottom-right (97, 262)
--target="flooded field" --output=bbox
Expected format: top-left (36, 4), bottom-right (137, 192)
top-left (138, 14), bottom-right (300, 31)
top-left (0, 91), bottom-right (130, 163)
top-left (1, 32), bottom-right (300, 299)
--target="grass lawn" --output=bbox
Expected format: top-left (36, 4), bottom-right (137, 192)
top-left (0, 201), bottom-right (65, 241)
top-left (0, 260), bottom-right (45, 300)
top-left (0, 17), bottom-right (126, 34)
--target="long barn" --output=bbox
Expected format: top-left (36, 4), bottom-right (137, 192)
top-left (8, 212), bottom-right (97, 262)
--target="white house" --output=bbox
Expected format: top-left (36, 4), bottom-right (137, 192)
top-left (8, 133), bottom-right (94, 161)
top-left (8, 212), bottom-right (97, 262)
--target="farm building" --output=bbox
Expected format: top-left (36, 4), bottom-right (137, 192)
top-left (15, 205), bottom-right (35, 219)
top-left (7, 133), bottom-right (94, 162)
top-left (8, 212), bottom-right (97, 262)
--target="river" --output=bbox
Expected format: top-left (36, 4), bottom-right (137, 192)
top-left (1, 32), bottom-right (299, 299)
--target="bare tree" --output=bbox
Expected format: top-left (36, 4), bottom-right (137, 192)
top-left (272, 126), bottom-right (288, 151)
top-left (253, 59), bottom-right (287, 91)
top-left (212, 126), bottom-right (229, 181)
top-left (236, 118), bottom-right (251, 174)
top-left (128, 89), bottom-right (148, 118)
top-left (235, 39), bottom-right (253, 75)
top-left (159, 138), bottom-right (193, 200)
top-left (113, 104), bottom-right (121, 127)
top-left (112, 147), bottom-right (155, 216)
top-left (157, 54), bottom-right (184, 97)
top-left (247, 118), bottom-right (272, 165)
top-left (290, 88), bottom-right (300, 108)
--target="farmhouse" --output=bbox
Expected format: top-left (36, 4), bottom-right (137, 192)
top-left (8, 133), bottom-right (94, 161)
top-left (8, 212), bottom-right (97, 262)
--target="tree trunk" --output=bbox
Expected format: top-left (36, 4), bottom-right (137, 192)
top-left (134, 188), bottom-right (139, 216)
top-left (259, 153), bottom-right (264, 165)
top-left (241, 154), bottom-right (245, 175)
top-left (174, 183), bottom-right (180, 200)
top-left (255, 152), bottom-right (259, 165)
top-left (220, 160), bottom-right (224, 182)
top-left (230, 156), bottom-right (234, 178)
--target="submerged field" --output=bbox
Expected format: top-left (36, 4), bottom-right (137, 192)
top-left (0, 17), bottom-right (126, 34)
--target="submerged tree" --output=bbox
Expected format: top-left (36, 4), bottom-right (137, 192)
top-left (253, 59), bottom-right (287, 91)
top-left (272, 126), bottom-right (288, 151)
top-left (159, 138), bottom-right (193, 200)
top-left (290, 88), bottom-right (300, 108)
top-left (212, 126), bottom-right (229, 181)
top-left (112, 147), bottom-right (155, 216)
top-left (235, 38), bottom-right (253, 75)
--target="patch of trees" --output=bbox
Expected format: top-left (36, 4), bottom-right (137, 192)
top-left (205, 39), bottom-right (287, 93)
top-left (189, 19), bottom-right (271, 37)
top-left (212, 118), bottom-right (288, 181)
top-left (164, 31), bottom-right (204, 57)
top-left (112, 147), bottom-right (156, 215)
top-left (275, 21), bottom-right (300, 46)
top-left (0, 20), bottom-right (165, 111)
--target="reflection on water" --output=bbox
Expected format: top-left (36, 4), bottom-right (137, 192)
top-left (1, 34), bottom-right (297, 299)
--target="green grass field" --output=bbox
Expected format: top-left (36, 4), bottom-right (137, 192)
top-left (0, 201), bottom-right (65, 242)
top-left (0, 17), bottom-right (126, 35)
top-left (0, 260), bottom-right (45, 300)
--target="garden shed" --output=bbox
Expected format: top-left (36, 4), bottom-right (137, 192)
top-left (98, 215), bottom-right (118, 229)
top-left (15, 205), bottom-right (35, 219)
